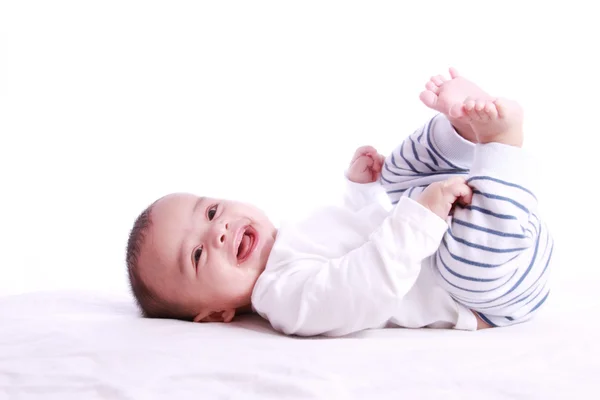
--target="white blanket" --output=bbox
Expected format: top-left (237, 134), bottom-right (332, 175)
top-left (0, 288), bottom-right (596, 400)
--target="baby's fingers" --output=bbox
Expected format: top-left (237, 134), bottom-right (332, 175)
top-left (372, 153), bottom-right (386, 173)
top-left (350, 145), bottom-right (378, 164)
top-left (442, 177), bottom-right (473, 204)
top-left (457, 185), bottom-right (473, 205)
top-left (352, 155), bottom-right (374, 171)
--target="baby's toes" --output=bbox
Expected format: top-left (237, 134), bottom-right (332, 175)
top-left (474, 99), bottom-right (489, 120)
top-left (484, 101), bottom-right (498, 120)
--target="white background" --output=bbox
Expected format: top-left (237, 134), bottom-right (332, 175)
top-left (0, 0), bottom-right (598, 308)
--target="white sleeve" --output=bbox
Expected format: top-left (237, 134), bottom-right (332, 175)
top-left (342, 178), bottom-right (392, 212)
top-left (251, 196), bottom-right (449, 337)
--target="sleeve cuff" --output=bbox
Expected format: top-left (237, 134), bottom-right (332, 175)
top-left (455, 305), bottom-right (479, 331)
top-left (344, 178), bottom-right (392, 211)
top-left (392, 196), bottom-right (449, 241)
top-left (430, 114), bottom-right (475, 168)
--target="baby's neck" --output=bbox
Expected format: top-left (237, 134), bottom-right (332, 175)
top-left (237, 304), bottom-right (255, 315)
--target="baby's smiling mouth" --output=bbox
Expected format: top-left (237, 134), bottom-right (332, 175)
top-left (236, 226), bottom-right (256, 263)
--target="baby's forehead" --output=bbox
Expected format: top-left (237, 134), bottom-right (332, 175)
top-left (157, 192), bottom-right (203, 207)
top-left (142, 195), bottom-right (200, 271)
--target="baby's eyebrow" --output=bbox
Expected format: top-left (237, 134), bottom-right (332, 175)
top-left (193, 196), bottom-right (205, 214)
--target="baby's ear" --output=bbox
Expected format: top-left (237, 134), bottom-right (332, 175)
top-left (193, 309), bottom-right (236, 323)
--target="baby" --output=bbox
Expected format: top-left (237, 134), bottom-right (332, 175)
top-left (126, 69), bottom-right (553, 336)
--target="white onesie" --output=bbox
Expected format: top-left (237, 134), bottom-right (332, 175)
top-left (251, 179), bottom-right (478, 337)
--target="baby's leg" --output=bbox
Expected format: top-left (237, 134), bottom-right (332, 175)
top-left (381, 69), bottom-right (491, 204)
top-left (432, 98), bottom-right (554, 327)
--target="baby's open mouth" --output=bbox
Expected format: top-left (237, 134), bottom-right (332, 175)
top-left (236, 227), bottom-right (256, 263)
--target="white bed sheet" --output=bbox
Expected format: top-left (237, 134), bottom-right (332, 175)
top-left (1, 288), bottom-right (597, 400)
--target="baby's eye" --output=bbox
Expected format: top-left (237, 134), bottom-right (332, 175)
top-left (208, 205), bottom-right (218, 220)
top-left (194, 247), bottom-right (203, 265)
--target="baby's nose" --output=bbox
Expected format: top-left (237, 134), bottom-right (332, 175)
top-left (215, 223), bottom-right (228, 246)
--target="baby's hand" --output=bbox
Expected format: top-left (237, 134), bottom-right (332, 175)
top-left (417, 177), bottom-right (473, 220)
top-left (346, 146), bottom-right (386, 184)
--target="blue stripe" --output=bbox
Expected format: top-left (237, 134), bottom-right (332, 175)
top-left (443, 237), bottom-right (520, 268)
top-left (448, 227), bottom-right (552, 322)
top-left (439, 250), bottom-right (506, 282)
top-left (384, 158), bottom-right (421, 177)
top-left (520, 284), bottom-right (548, 309)
top-left (453, 219), bottom-right (527, 238)
top-left (426, 148), bottom-right (440, 167)
top-left (389, 153), bottom-right (415, 172)
top-left (476, 312), bottom-right (497, 327)
top-left (410, 137), bottom-right (436, 172)
top-left (482, 280), bottom-right (546, 311)
top-left (435, 254), bottom-right (518, 294)
top-left (420, 161), bottom-right (436, 172)
top-left (527, 290), bottom-right (549, 314)
top-left (469, 227), bottom-right (543, 306)
top-left (446, 229), bottom-right (528, 253)
top-left (425, 115), bottom-right (463, 170)
top-left (386, 187), bottom-right (409, 195)
top-left (467, 176), bottom-right (537, 201)
top-left (379, 166), bottom-right (408, 184)
top-left (383, 160), bottom-right (465, 178)
top-left (437, 267), bottom-right (502, 294)
top-left (380, 172), bottom-right (395, 184)
top-left (381, 161), bottom-right (424, 182)
top-left (527, 219), bottom-right (539, 236)
top-left (459, 205), bottom-right (517, 220)
top-left (385, 170), bottom-right (465, 178)
top-left (399, 141), bottom-right (418, 173)
top-left (417, 126), bottom-right (425, 143)
top-left (472, 190), bottom-right (530, 214)
top-left (407, 187), bottom-right (415, 198)
top-left (390, 152), bottom-right (398, 169)
top-left (463, 238), bottom-right (552, 309)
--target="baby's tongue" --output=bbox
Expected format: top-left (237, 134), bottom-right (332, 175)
top-left (238, 234), bottom-right (251, 258)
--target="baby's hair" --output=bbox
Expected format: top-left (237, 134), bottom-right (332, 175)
top-left (126, 204), bottom-right (159, 317)
top-left (126, 201), bottom-right (197, 321)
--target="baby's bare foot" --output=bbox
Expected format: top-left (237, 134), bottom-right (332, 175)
top-left (419, 68), bottom-right (491, 114)
top-left (419, 68), bottom-right (493, 142)
top-left (449, 97), bottom-right (524, 147)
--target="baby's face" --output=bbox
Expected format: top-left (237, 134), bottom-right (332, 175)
top-left (138, 193), bottom-right (277, 320)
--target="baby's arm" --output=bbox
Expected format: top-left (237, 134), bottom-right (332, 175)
top-left (381, 115), bottom-right (475, 205)
top-left (251, 196), bottom-right (449, 337)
